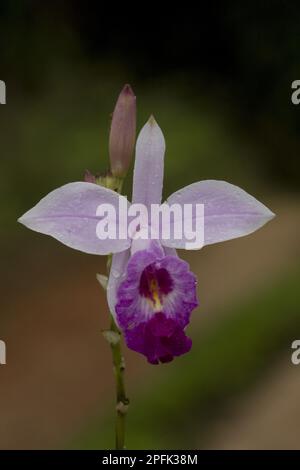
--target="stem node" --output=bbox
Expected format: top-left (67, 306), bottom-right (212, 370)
top-left (116, 401), bottom-right (129, 415)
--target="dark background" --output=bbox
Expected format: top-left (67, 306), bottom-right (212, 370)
top-left (1, 1), bottom-right (299, 187)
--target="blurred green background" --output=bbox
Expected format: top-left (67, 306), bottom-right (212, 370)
top-left (0, 1), bottom-right (299, 449)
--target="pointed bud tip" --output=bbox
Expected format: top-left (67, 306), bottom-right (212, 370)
top-left (122, 84), bottom-right (135, 97)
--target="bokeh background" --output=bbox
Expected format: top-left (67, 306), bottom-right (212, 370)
top-left (0, 1), bottom-right (300, 449)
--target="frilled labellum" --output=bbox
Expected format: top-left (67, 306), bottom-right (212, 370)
top-left (116, 241), bottom-right (197, 364)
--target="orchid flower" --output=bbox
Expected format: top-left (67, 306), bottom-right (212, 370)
top-left (18, 117), bottom-right (274, 365)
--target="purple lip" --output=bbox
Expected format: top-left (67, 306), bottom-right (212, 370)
top-left (125, 312), bottom-right (192, 365)
top-left (116, 242), bottom-right (198, 364)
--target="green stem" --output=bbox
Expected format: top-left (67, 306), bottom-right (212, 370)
top-left (104, 176), bottom-right (128, 449)
top-left (110, 316), bottom-right (129, 450)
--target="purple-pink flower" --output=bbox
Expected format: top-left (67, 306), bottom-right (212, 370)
top-left (18, 117), bottom-right (274, 364)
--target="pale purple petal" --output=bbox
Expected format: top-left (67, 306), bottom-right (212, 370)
top-left (107, 249), bottom-right (131, 321)
top-left (163, 180), bottom-right (275, 249)
top-left (18, 182), bottom-right (131, 255)
top-left (132, 117), bottom-right (165, 209)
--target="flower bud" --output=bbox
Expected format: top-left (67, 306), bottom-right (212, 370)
top-left (109, 84), bottom-right (136, 177)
